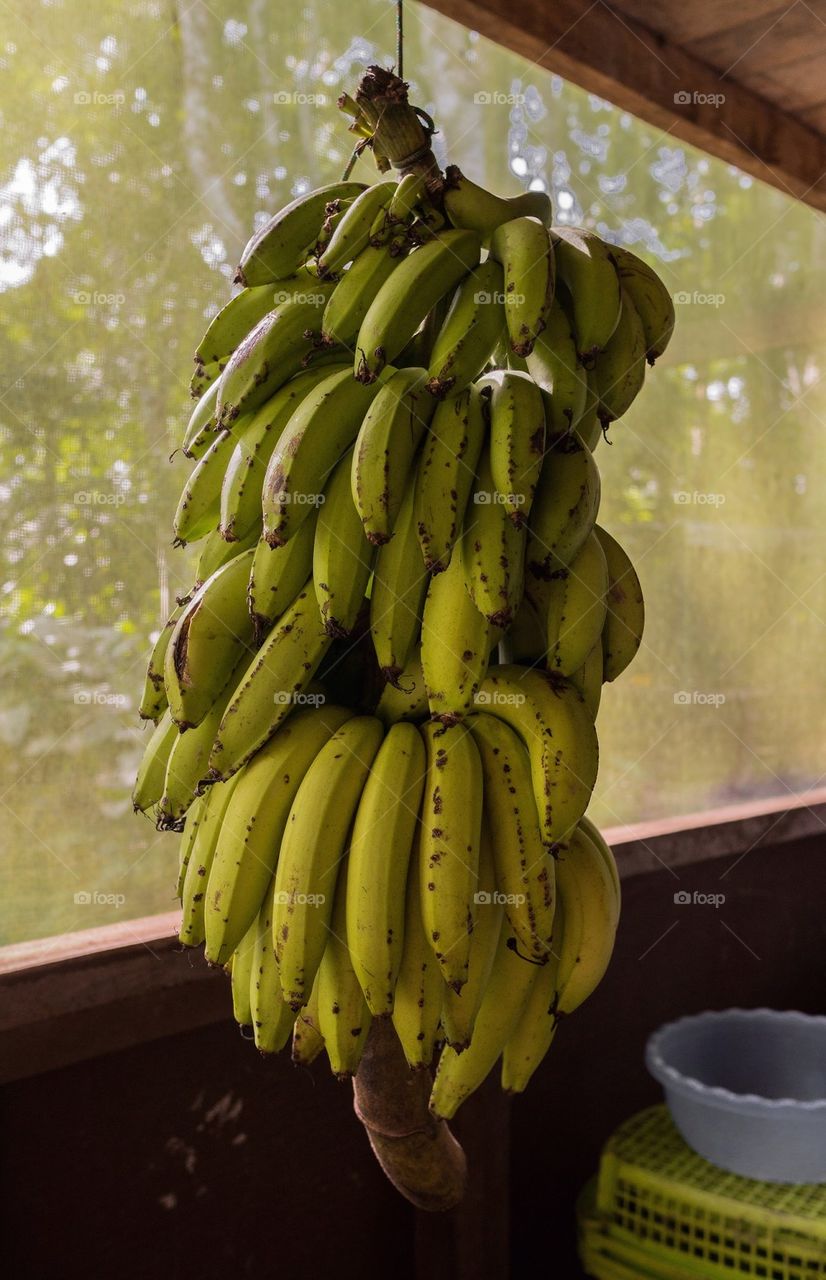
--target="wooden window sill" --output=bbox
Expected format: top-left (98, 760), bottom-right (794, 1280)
top-left (1, 792), bottom-right (823, 1084)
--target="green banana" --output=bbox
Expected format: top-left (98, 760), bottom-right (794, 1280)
top-left (375, 645), bottom-right (430, 725)
top-left (208, 583), bottom-right (333, 782)
top-left (219, 364), bottom-right (346, 543)
top-left (351, 366), bottom-right (436, 545)
top-left (392, 838), bottom-right (443, 1069)
top-left (389, 171), bottom-right (427, 221)
top-left (178, 825), bottom-right (212, 948)
top-left (443, 167), bottom-right (552, 238)
top-left (593, 288), bottom-right (647, 426)
top-left (425, 258), bottom-right (507, 397)
top-left (132, 709), bottom-right (178, 813)
top-left (413, 383), bottom-right (486, 573)
top-left (250, 879), bottom-right (296, 1053)
top-left (500, 909), bottom-right (564, 1093)
top-left (490, 216), bottom-right (555, 357)
top-left (216, 288), bottom-right (336, 425)
top-left (429, 917), bottom-right (540, 1119)
top-left (420, 549), bottom-right (491, 723)
top-left (195, 285), bottom-right (276, 368)
top-left (468, 712), bottom-right (556, 960)
top-left (611, 244), bottom-right (674, 364)
top-left (236, 182), bottom-right (365, 285)
top-left (369, 481), bottom-right (429, 685)
top-left (315, 195), bottom-right (357, 259)
top-left (554, 822), bottom-right (620, 1017)
top-left (525, 296), bottom-right (588, 436)
top-left (313, 448), bottom-right (375, 637)
top-left (545, 530), bottom-right (609, 677)
top-left (595, 525), bottom-right (645, 681)
top-left (441, 822), bottom-right (502, 1050)
top-left (552, 226), bottom-right (622, 364)
top-left (346, 722), bottom-right (426, 1016)
top-left (317, 863), bottom-right (373, 1077)
top-left (262, 366), bottom-right (385, 546)
top-left (354, 229), bottom-right (482, 382)
top-left (318, 180), bottom-right (397, 275)
top-left (273, 716), bottom-right (384, 1009)
top-left (139, 595), bottom-right (192, 722)
top-left (203, 705), bottom-right (352, 965)
top-left (292, 979), bottom-right (325, 1065)
top-left (525, 431), bottom-right (601, 576)
top-left (195, 521), bottom-right (259, 586)
top-left (321, 237), bottom-right (409, 349)
top-left (173, 428), bottom-right (238, 545)
top-left (460, 443), bottom-right (526, 629)
top-left (190, 358), bottom-right (222, 401)
top-left (165, 548), bottom-right (256, 729)
top-left (576, 367), bottom-right (603, 452)
top-left (475, 665), bottom-right (599, 845)
top-left (177, 788), bottom-right (208, 901)
top-left (419, 720), bottom-right (483, 992)
top-left (229, 918), bottom-right (257, 1028)
top-left (157, 667), bottom-right (243, 828)
top-left (181, 378), bottom-right (222, 460)
top-left (247, 512), bottom-right (317, 643)
top-left (578, 815), bottom-right (620, 901)
top-left (480, 369), bottom-right (546, 526)
top-left (178, 774), bottom-right (241, 947)
top-left (570, 641), bottom-right (603, 719)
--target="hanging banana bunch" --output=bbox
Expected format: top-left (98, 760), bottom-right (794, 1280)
top-left (133, 58), bottom-right (671, 1123)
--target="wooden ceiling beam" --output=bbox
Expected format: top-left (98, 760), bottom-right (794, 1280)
top-left (417, 0), bottom-right (826, 212)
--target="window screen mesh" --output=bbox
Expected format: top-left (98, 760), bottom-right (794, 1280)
top-left (1, 0), bottom-right (824, 943)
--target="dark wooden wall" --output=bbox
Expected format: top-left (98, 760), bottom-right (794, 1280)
top-left (2, 831), bottom-right (824, 1279)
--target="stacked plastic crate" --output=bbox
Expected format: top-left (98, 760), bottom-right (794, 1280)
top-left (578, 1106), bottom-right (826, 1279)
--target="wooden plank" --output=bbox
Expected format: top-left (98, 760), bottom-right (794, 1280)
top-left (0, 909), bottom-right (180, 974)
top-left (604, 793), bottom-right (826, 879)
top-left (0, 795), bottom-right (822, 1084)
top-left (0, 928), bottom-right (228, 1083)
top-left (610, 0), bottom-right (788, 48)
top-left (416, 0), bottom-right (826, 211)
top-left (689, 4), bottom-right (826, 77)
top-left (799, 102), bottom-right (826, 133)
top-left (746, 50), bottom-right (826, 116)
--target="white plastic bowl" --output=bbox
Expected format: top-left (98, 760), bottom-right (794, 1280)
top-left (646, 1009), bottom-right (826, 1183)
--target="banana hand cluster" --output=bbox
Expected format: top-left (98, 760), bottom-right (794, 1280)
top-left (133, 126), bottom-right (670, 1112)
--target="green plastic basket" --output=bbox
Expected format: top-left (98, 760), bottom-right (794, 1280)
top-left (581, 1226), bottom-right (708, 1279)
top-left (579, 1105), bottom-right (826, 1280)
top-left (579, 1180), bottom-right (688, 1279)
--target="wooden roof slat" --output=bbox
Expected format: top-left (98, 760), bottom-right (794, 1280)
top-left (609, 0), bottom-right (791, 47)
top-left (798, 102), bottom-right (826, 132)
top-left (418, 0), bottom-right (826, 212)
top-left (688, 4), bottom-right (826, 78)
top-left (747, 50), bottom-right (826, 115)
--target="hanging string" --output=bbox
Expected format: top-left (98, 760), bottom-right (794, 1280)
top-left (342, 138), bottom-right (369, 181)
top-left (340, 2), bottom-right (405, 180)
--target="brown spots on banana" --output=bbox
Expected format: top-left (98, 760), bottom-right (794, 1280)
top-left (488, 605), bottom-right (513, 630)
top-left (432, 710), bottom-right (462, 727)
top-left (425, 375), bottom-right (455, 398)
top-left (355, 347), bottom-right (384, 384)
